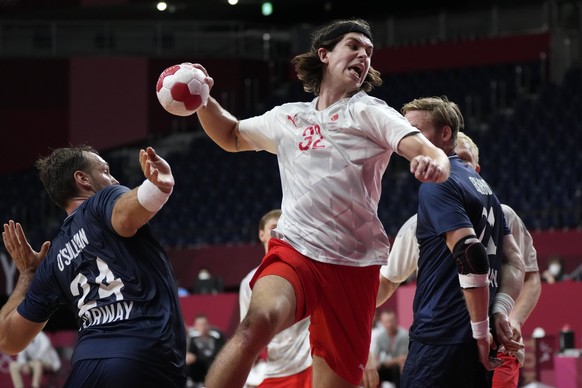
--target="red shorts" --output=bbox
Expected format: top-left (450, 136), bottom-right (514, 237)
top-left (259, 366), bottom-right (312, 388)
top-left (491, 352), bottom-right (520, 388)
top-left (251, 238), bottom-right (380, 385)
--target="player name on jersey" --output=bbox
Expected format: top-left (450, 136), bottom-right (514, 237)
top-left (469, 176), bottom-right (493, 195)
top-left (57, 228), bottom-right (89, 271)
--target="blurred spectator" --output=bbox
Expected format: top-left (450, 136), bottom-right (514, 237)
top-left (186, 314), bottom-right (226, 387)
top-left (372, 310), bottom-right (408, 388)
top-left (541, 256), bottom-right (566, 283)
top-left (192, 267), bottom-right (224, 294)
top-left (9, 331), bottom-right (61, 388)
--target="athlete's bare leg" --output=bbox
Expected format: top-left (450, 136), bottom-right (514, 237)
top-left (204, 275), bottom-right (296, 388)
top-left (312, 355), bottom-right (357, 388)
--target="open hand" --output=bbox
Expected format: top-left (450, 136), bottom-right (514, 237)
top-left (139, 147), bottom-right (174, 194)
top-left (2, 221), bottom-right (50, 275)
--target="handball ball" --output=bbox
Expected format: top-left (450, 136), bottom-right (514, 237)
top-left (156, 62), bottom-right (209, 117)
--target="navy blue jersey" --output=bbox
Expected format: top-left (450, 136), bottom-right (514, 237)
top-left (18, 185), bottom-right (186, 380)
top-left (411, 156), bottom-right (509, 345)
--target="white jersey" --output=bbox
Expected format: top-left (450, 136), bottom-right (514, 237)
top-left (380, 205), bottom-right (539, 282)
top-left (501, 204), bottom-right (538, 272)
top-left (239, 92), bottom-right (420, 267)
top-left (380, 214), bottom-right (418, 282)
top-left (16, 331), bottom-right (61, 371)
top-left (240, 268), bottom-right (312, 378)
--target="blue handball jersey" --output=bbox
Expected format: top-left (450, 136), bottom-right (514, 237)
top-left (411, 155), bottom-right (510, 345)
top-left (17, 185), bottom-right (186, 376)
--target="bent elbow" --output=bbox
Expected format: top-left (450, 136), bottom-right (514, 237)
top-left (111, 212), bottom-right (140, 238)
top-left (114, 219), bottom-right (139, 238)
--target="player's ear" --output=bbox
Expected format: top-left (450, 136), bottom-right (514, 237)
top-left (318, 47), bottom-right (329, 63)
top-left (442, 125), bottom-right (453, 143)
top-left (74, 170), bottom-right (85, 182)
top-left (74, 170), bottom-right (91, 189)
top-left (475, 164), bottom-right (481, 174)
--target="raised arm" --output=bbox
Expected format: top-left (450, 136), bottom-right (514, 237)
top-left (397, 133), bottom-right (450, 183)
top-left (112, 147), bottom-right (174, 237)
top-left (196, 97), bottom-right (252, 152)
top-left (191, 64), bottom-right (252, 152)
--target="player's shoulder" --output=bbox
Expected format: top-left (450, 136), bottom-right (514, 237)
top-left (277, 100), bottom-right (312, 112)
top-left (350, 93), bottom-right (410, 133)
top-left (501, 203), bottom-right (521, 226)
top-left (86, 184), bottom-right (130, 206)
top-left (501, 203), bottom-right (517, 217)
top-left (265, 101), bottom-right (312, 123)
top-left (350, 91), bottom-right (391, 109)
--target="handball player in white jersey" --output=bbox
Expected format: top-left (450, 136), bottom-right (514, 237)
top-left (194, 18), bottom-right (450, 388)
top-left (240, 209), bottom-right (312, 387)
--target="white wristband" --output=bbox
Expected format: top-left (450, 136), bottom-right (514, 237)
top-left (471, 317), bottom-right (490, 340)
top-left (137, 179), bottom-right (171, 212)
top-left (492, 292), bottom-right (515, 317)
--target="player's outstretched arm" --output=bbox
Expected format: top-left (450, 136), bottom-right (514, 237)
top-left (112, 147), bottom-right (174, 237)
top-left (397, 133), bottom-right (450, 183)
top-left (0, 221), bottom-right (48, 354)
top-left (190, 63), bottom-right (252, 153)
top-left (196, 96), bottom-right (253, 152)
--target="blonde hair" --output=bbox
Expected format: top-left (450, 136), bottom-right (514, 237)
top-left (456, 131), bottom-right (480, 165)
top-left (258, 209), bottom-right (282, 231)
top-left (401, 96), bottom-right (464, 144)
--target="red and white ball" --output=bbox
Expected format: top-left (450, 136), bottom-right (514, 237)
top-left (156, 62), bottom-right (209, 117)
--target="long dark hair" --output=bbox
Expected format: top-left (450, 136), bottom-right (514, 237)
top-left (291, 18), bottom-right (383, 95)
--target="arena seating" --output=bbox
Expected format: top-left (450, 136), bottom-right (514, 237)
top-left (1, 61), bottom-right (579, 248)
top-left (149, 60), bottom-right (579, 243)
